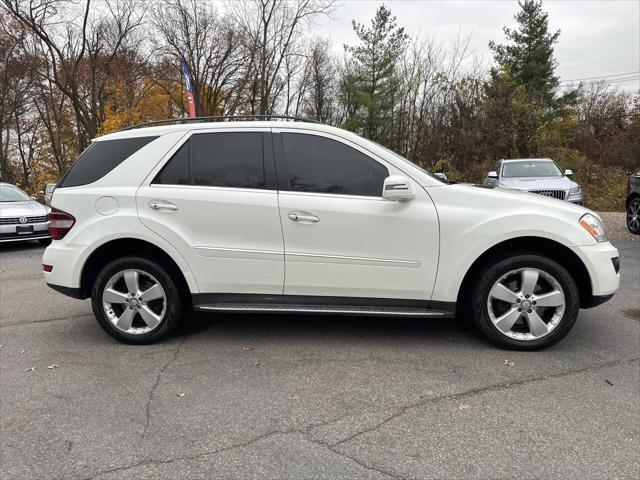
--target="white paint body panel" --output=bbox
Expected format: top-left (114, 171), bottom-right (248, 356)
top-left (43, 121), bottom-right (619, 307)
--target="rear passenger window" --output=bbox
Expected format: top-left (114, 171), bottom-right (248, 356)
top-left (282, 133), bottom-right (388, 196)
top-left (192, 133), bottom-right (264, 188)
top-left (153, 141), bottom-right (189, 185)
top-left (58, 136), bottom-right (158, 188)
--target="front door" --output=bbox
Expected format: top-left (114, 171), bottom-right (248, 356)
top-left (275, 130), bottom-right (439, 300)
top-left (137, 129), bottom-right (284, 295)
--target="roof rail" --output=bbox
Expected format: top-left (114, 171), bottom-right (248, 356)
top-left (118, 115), bottom-right (323, 131)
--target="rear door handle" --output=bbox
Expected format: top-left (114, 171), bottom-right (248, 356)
top-left (288, 211), bottom-right (319, 223)
top-left (149, 200), bottom-right (179, 211)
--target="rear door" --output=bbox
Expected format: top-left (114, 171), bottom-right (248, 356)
top-left (274, 130), bottom-right (439, 300)
top-left (137, 128), bottom-right (284, 295)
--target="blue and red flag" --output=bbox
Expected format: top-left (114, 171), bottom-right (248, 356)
top-left (181, 58), bottom-right (196, 118)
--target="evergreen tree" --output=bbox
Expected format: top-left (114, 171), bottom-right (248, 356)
top-left (343, 5), bottom-right (407, 142)
top-left (489, 0), bottom-right (561, 109)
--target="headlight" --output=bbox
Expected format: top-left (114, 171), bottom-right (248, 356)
top-left (579, 213), bottom-right (607, 242)
top-left (569, 187), bottom-right (582, 196)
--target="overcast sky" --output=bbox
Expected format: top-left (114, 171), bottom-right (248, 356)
top-left (307, 0), bottom-right (640, 92)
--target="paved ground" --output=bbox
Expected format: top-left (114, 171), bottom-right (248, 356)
top-left (0, 240), bottom-right (638, 480)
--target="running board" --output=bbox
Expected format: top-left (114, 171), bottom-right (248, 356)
top-left (194, 303), bottom-right (450, 317)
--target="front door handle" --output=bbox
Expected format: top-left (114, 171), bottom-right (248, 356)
top-left (149, 200), bottom-right (179, 211)
top-left (288, 211), bottom-right (319, 223)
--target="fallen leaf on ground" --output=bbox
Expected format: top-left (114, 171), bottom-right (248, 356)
top-left (177, 393), bottom-right (185, 397)
top-left (25, 367), bottom-right (35, 372)
top-left (503, 359), bottom-right (514, 367)
top-left (605, 379), bottom-right (614, 386)
top-left (20, 350), bottom-right (26, 354)
top-left (242, 346), bottom-right (255, 351)
top-left (254, 361), bottom-right (262, 367)
top-left (47, 364), bottom-right (60, 369)
top-left (458, 403), bottom-right (473, 411)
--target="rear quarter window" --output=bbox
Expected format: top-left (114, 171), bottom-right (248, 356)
top-left (58, 136), bottom-right (158, 188)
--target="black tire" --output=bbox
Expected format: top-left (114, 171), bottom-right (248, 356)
top-left (627, 197), bottom-right (640, 234)
top-left (470, 253), bottom-right (580, 350)
top-left (38, 238), bottom-right (52, 246)
top-left (91, 256), bottom-right (184, 344)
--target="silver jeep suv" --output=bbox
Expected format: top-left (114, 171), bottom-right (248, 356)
top-left (484, 158), bottom-right (583, 204)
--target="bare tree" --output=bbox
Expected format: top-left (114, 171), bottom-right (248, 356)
top-left (230, 0), bottom-right (334, 115)
top-left (2, 0), bottom-right (145, 150)
top-left (300, 38), bottom-right (337, 123)
top-left (152, 0), bottom-right (251, 116)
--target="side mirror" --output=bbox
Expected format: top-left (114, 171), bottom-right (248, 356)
top-left (383, 176), bottom-right (415, 201)
top-left (487, 171), bottom-right (498, 179)
top-left (564, 169), bottom-right (573, 176)
top-left (434, 172), bottom-right (448, 181)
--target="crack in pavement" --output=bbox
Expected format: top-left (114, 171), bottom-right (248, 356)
top-left (88, 428), bottom-right (400, 480)
top-left (1, 313), bottom-right (94, 328)
top-left (141, 337), bottom-right (187, 439)
top-left (83, 356), bottom-right (639, 480)
top-left (302, 434), bottom-right (406, 479)
top-left (330, 356), bottom-right (640, 448)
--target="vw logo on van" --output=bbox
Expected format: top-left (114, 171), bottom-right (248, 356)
top-left (19, 216), bottom-right (27, 224)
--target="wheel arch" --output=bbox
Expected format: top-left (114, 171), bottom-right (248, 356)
top-left (456, 236), bottom-right (594, 311)
top-left (79, 238), bottom-right (192, 304)
top-left (627, 192), bottom-right (640, 208)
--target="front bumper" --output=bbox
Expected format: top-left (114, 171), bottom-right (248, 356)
top-left (0, 221), bottom-right (50, 242)
top-left (571, 241), bottom-right (620, 306)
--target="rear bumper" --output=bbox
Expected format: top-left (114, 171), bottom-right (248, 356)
top-left (46, 283), bottom-right (84, 299)
top-left (42, 241), bottom-right (86, 292)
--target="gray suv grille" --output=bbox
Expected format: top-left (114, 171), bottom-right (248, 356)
top-left (0, 215), bottom-right (49, 225)
top-left (529, 189), bottom-right (566, 200)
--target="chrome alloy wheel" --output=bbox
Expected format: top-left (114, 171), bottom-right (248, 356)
top-left (102, 269), bottom-right (167, 335)
top-left (628, 199), bottom-right (640, 232)
top-left (487, 268), bottom-right (565, 341)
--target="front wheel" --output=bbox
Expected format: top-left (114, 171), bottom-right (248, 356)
top-left (470, 254), bottom-right (580, 350)
top-left (627, 198), bottom-right (640, 234)
top-left (91, 256), bottom-right (184, 344)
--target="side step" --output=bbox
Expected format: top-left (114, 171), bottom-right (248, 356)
top-left (194, 303), bottom-right (450, 317)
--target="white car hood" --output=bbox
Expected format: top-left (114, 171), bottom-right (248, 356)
top-left (0, 200), bottom-right (48, 218)
top-left (498, 176), bottom-right (578, 190)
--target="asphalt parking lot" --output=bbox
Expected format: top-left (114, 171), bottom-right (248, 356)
top-left (1, 240), bottom-right (638, 480)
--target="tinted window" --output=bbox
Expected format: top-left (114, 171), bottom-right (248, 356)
top-left (58, 136), bottom-right (158, 188)
top-left (192, 132), bottom-right (264, 188)
top-left (282, 133), bottom-right (388, 196)
top-left (153, 141), bottom-right (190, 185)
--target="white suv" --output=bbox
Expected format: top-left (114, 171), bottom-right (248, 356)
top-left (43, 118), bottom-right (620, 349)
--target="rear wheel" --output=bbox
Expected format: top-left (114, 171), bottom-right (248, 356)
top-left (91, 256), bottom-right (184, 344)
top-left (627, 198), bottom-right (640, 234)
top-left (470, 254), bottom-right (580, 350)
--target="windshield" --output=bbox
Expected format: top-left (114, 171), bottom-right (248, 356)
top-left (502, 161), bottom-right (563, 178)
top-left (0, 184), bottom-right (31, 202)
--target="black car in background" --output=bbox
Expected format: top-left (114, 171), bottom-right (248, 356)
top-left (627, 172), bottom-right (640, 234)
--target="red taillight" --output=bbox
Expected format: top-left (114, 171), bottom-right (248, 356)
top-left (48, 208), bottom-right (75, 240)
top-left (43, 264), bottom-right (53, 272)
